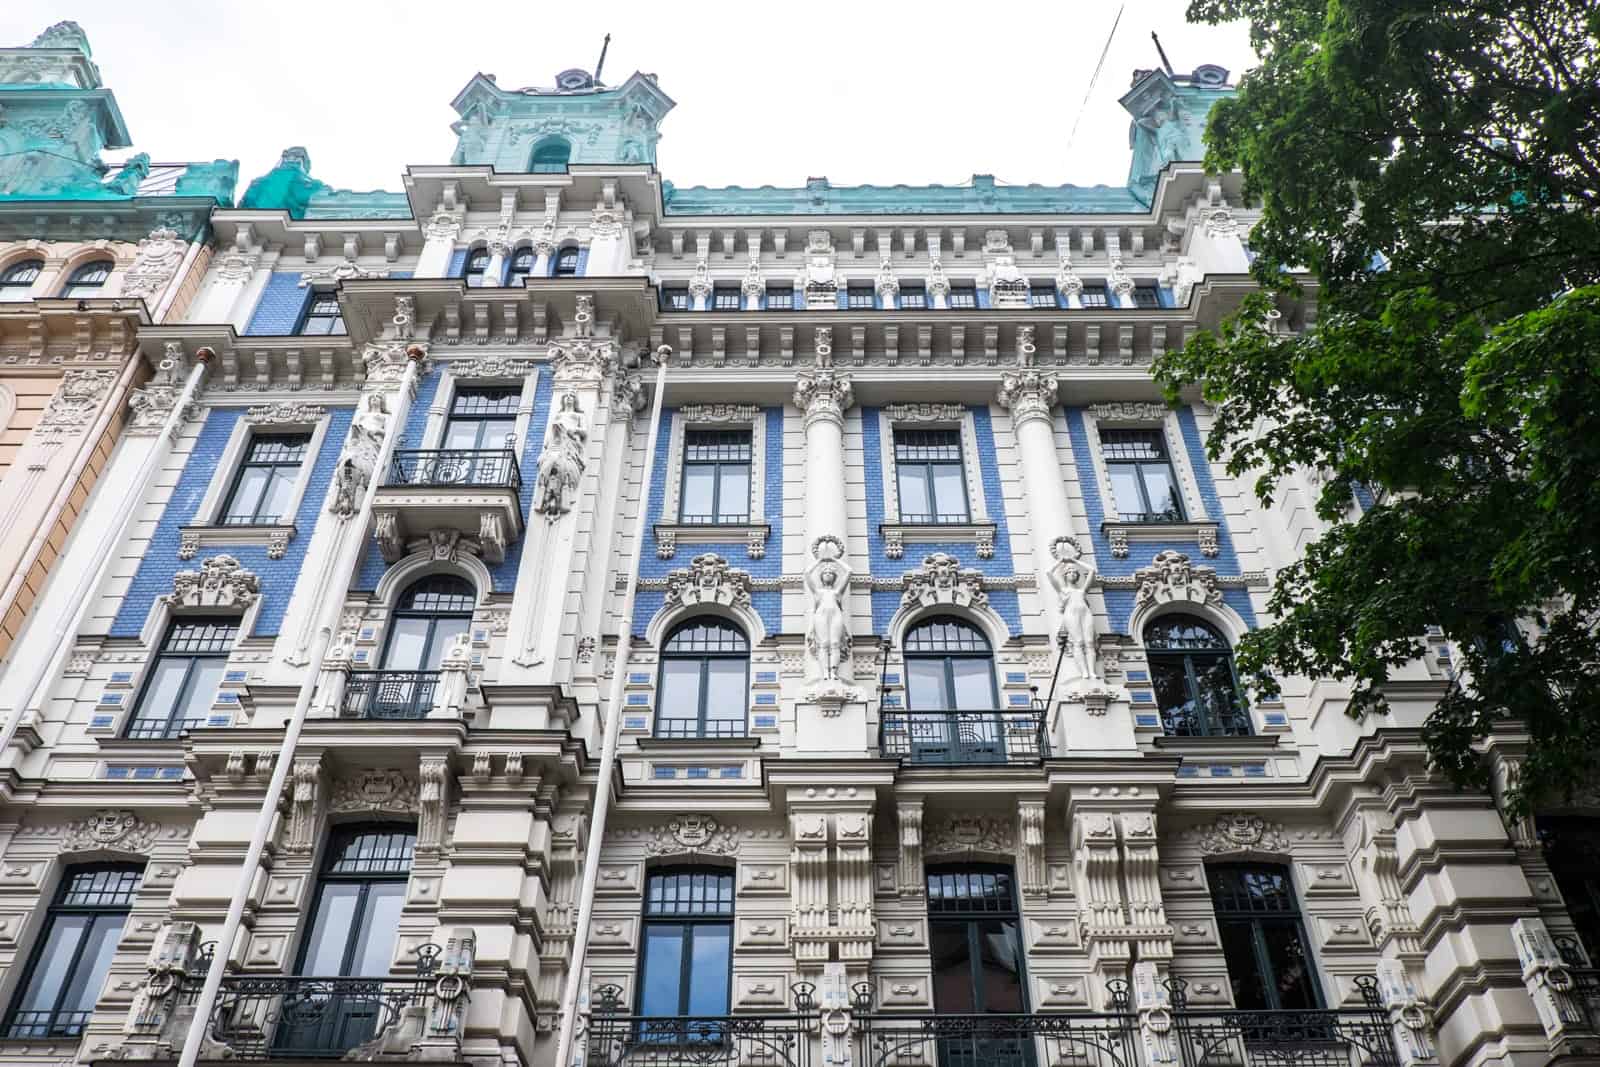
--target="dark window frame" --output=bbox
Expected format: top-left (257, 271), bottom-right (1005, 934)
top-left (1144, 613), bottom-right (1250, 737)
top-left (530, 137), bottom-right (573, 173)
top-left (637, 867), bottom-right (735, 1019)
top-left (1079, 284), bottom-right (1110, 308)
top-left (1101, 427), bottom-right (1185, 523)
top-left (297, 291), bottom-right (346, 336)
top-left (847, 285), bottom-right (876, 310)
top-left (903, 616), bottom-right (999, 711)
top-left (1131, 285), bottom-right (1162, 309)
top-left (60, 260), bottom-right (113, 298)
top-left (553, 247), bottom-right (581, 277)
top-left (0, 258), bottom-right (43, 295)
top-left (899, 284), bottom-right (927, 309)
top-left (443, 386), bottom-right (521, 451)
top-left (220, 432), bottom-right (311, 525)
top-left (462, 249), bottom-right (491, 287)
top-left (947, 286), bottom-right (978, 309)
top-left (296, 826), bottom-right (416, 977)
top-left (1208, 862), bottom-right (1324, 1011)
top-left (662, 287), bottom-right (691, 312)
top-left (894, 428), bottom-right (970, 524)
top-left (925, 863), bottom-right (1029, 1014)
top-left (655, 618), bottom-right (749, 739)
top-left (1029, 285), bottom-right (1060, 309)
top-left (507, 247), bottom-right (536, 285)
top-left (679, 429), bottom-right (752, 525)
top-left (763, 285), bottom-right (794, 310)
top-left (125, 617), bottom-right (239, 740)
top-left (711, 286), bottom-right (743, 311)
top-left (4, 864), bottom-right (143, 1039)
top-left (380, 575), bottom-right (476, 672)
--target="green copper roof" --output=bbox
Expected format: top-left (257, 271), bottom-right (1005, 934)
top-left (661, 175), bottom-right (1149, 216)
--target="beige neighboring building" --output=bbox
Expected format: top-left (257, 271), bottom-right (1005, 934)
top-left (0, 20), bottom-right (236, 661)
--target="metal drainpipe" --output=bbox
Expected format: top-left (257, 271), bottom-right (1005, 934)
top-left (554, 345), bottom-right (670, 1067)
top-left (0, 346), bottom-right (214, 766)
top-left (177, 346), bottom-right (426, 1067)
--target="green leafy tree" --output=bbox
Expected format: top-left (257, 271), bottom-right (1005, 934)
top-left (1157, 0), bottom-right (1600, 810)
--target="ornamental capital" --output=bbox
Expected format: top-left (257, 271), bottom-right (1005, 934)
top-left (794, 370), bottom-right (853, 429)
top-left (997, 368), bottom-right (1059, 426)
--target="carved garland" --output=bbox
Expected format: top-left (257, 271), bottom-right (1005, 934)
top-left (1185, 813), bottom-right (1289, 855)
top-left (61, 809), bottom-right (160, 854)
top-left (171, 555), bottom-right (260, 610)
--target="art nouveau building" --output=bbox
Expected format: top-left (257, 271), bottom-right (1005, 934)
top-left (0, 23), bottom-right (1591, 1067)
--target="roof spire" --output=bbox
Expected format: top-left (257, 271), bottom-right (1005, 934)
top-left (1151, 31), bottom-right (1176, 77)
top-left (594, 33), bottom-right (611, 85)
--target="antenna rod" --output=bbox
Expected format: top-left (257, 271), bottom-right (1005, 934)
top-left (594, 32), bottom-right (611, 83)
top-left (1151, 31), bottom-right (1176, 76)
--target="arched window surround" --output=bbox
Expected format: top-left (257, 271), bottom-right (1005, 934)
top-left (654, 617), bottom-right (750, 739)
top-left (530, 137), bottom-right (573, 173)
top-left (59, 259), bottom-right (114, 299)
top-left (1142, 612), bottom-right (1251, 737)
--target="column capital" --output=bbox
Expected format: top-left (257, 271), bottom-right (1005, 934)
top-left (997, 367), bottom-right (1059, 426)
top-left (794, 328), bottom-right (853, 429)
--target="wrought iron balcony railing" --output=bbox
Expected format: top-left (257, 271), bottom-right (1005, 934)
top-left (855, 1011), bottom-right (1139, 1067)
top-left (386, 448), bottom-right (521, 490)
top-left (879, 707), bottom-right (1048, 765)
top-left (586, 984), bottom-right (819, 1067)
top-left (341, 670), bottom-right (440, 721)
top-left (1554, 935), bottom-right (1600, 1030)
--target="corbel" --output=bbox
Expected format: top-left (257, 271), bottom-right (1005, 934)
top-left (949, 229), bottom-right (966, 257)
top-left (851, 228), bottom-right (866, 258)
top-left (1029, 228), bottom-right (1045, 257)
top-left (719, 229), bottom-right (736, 258)
top-left (342, 233), bottom-right (360, 261)
top-left (772, 229), bottom-right (788, 257)
top-left (383, 233), bottom-right (400, 261)
top-left (303, 233), bottom-right (322, 262)
top-left (950, 323), bottom-right (966, 365)
top-left (744, 229), bottom-right (763, 259)
top-left (1079, 228), bottom-right (1095, 256)
top-left (694, 230), bottom-right (711, 261)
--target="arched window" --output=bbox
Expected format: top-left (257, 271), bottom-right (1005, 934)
top-left (353, 575), bottom-right (474, 720)
top-left (507, 247), bottom-right (536, 286)
top-left (1208, 863), bottom-right (1322, 1010)
top-left (1144, 613), bottom-right (1249, 737)
top-left (553, 246), bottom-right (581, 277)
top-left (926, 864), bottom-right (1027, 1014)
top-left (291, 826), bottom-right (415, 1054)
top-left (0, 258), bottom-right (43, 302)
top-left (656, 618), bottom-right (748, 739)
top-left (60, 260), bottom-right (112, 299)
top-left (899, 617), bottom-right (1004, 764)
top-left (530, 137), bottom-right (572, 173)
top-left (462, 249), bottom-right (491, 288)
top-left (638, 868), bottom-right (734, 1021)
top-left (4, 864), bottom-right (143, 1038)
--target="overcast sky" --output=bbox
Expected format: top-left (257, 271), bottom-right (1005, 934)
top-left (3, 1), bottom-right (1257, 197)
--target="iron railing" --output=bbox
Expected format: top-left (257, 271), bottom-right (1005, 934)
top-left (386, 448), bottom-right (520, 490)
top-left (856, 1010), bottom-right (1139, 1067)
top-left (341, 670), bottom-right (439, 720)
top-left (1554, 935), bottom-right (1600, 1031)
top-left (586, 983), bottom-right (818, 1067)
top-left (879, 707), bottom-right (1048, 764)
top-left (1161, 975), bottom-right (1400, 1067)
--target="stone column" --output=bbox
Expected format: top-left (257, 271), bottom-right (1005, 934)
top-left (417, 188), bottom-right (465, 279)
top-left (793, 327), bottom-right (852, 551)
top-left (996, 327), bottom-right (1070, 630)
top-left (587, 186), bottom-right (632, 277)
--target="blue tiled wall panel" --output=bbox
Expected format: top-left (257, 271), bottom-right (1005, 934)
top-left (630, 407), bottom-right (784, 638)
top-left (446, 249), bottom-right (467, 279)
top-left (1065, 406), bottom-right (1256, 633)
top-left (112, 407), bottom-right (354, 638)
top-left (575, 248), bottom-right (590, 277)
top-left (871, 588), bottom-right (1021, 637)
top-left (243, 273), bottom-right (310, 336)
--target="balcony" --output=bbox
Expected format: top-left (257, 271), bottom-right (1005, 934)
top-left (879, 707), bottom-right (1048, 765)
top-left (586, 985), bottom-right (819, 1067)
top-left (340, 670), bottom-right (440, 720)
top-left (371, 448), bottom-right (522, 565)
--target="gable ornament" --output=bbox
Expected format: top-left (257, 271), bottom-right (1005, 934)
top-left (61, 809), bottom-right (160, 854)
top-left (171, 555), bottom-right (259, 610)
top-left (1133, 549), bottom-right (1222, 610)
top-left (664, 553), bottom-right (753, 611)
top-left (901, 552), bottom-right (987, 610)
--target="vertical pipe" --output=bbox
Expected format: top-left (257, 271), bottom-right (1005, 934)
top-left (177, 347), bottom-right (425, 1067)
top-left (554, 346), bottom-right (670, 1067)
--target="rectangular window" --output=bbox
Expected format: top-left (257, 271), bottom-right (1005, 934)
top-left (947, 287), bottom-right (978, 309)
top-left (4, 865), bottom-right (142, 1039)
top-left (125, 618), bottom-right (238, 740)
top-left (1029, 286), bottom-right (1060, 309)
top-left (1132, 285), bottom-right (1162, 308)
top-left (680, 429), bottom-right (752, 525)
top-left (639, 870), bottom-right (733, 1021)
top-left (899, 284), bottom-right (926, 309)
top-left (712, 286), bottom-right (742, 311)
top-left (220, 433), bottom-right (311, 525)
top-left (299, 293), bottom-right (345, 335)
top-left (1101, 428), bottom-right (1184, 522)
top-left (1079, 284), bottom-right (1110, 308)
top-left (1209, 864), bottom-right (1322, 1012)
top-left (662, 288), bottom-right (690, 311)
top-left (847, 285), bottom-right (875, 309)
top-left (895, 428), bottom-right (969, 524)
top-left (764, 285), bottom-right (794, 310)
top-left (927, 867), bottom-right (1027, 1015)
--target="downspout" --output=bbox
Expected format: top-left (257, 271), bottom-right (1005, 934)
top-left (177, 345), bottom-right (426, 1067)
top-left (554, 344), bottom-right (670, 1067)
top-left (0, 346), bottom-right (213, 765)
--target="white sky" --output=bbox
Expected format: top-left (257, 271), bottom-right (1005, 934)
top-left (2, 1), bottom-right (1257, 197)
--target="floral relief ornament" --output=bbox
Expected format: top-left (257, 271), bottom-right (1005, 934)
top-left (121, 226), bottom-right (186, 300)
top-left (171, 555), bottom-right (260, 610)
top-left (36, 368), bottom-right (117, 436)
top-left (1133, 549), bottom-right (1223, 609)
top-left (664, 553), bottom-right (753, 610)
top-left (644, 815), bottom-right (739, 856)
top-left (901, 552), bottom-right (987, 610)
top-left (330, 770), bottom-right (418, 813)
top-left (61, 809), bottom-right (159, 854)
top-left (1190, 813), bottom-right (1288, 855)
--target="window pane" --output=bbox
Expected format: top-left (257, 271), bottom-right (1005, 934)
top-left (976, 919), bottom-right (1025, 1011)
top-left (59, 914), bottom-right (125, 1014)
top-left (717, 466), bottom-right (749, 521)
top-left (300, 883), bottom-right (360, 975)
top-left (425, 618), bottom-right (472, 670)
top-left (1107, 467), bottom-right (1146, 520)
top-left (1149, 658), bottom-right (1197, 734)
top-left (1261, 919), bottom-right (1319, 1008)
top-left (134, 659), bottom-right (190, 727)
top-left (1219, 920), bottom-right (1270, 1010)
top-left (260, 469), bottom-right (298, 523)
top-left (930, 923), bottom-right (975, 1012)
top-left (223, 467), bottom-right (269, 522)
top-left (658, 659), bottom-right (703, 735)
top-left (1140, 464), bottom-right (1182, 519)
top-left (897, 465), bottom-right (932, 521)
top-left (382, 618), bottom-right (432, 671)
top-left (950, 658), bottom-right (995, 710)
top-left (443, 420), bottom-right (485, 451)
top-left (930, 464), bottom-right (967, 521)
top-left (15, 915), bottom-right (89, 1011)
top-left (681, 465), bottom-right (716, 522)
top-left (639, 924), bottom-right (686, 1016)
top-left (177, 659), bottom-right (225, 722)
top-left (349, 882), bottom-right (406, 976)
top-left (686, 924), bottom-right (731, 1016)
top-left (704, 659), bottom-right (747, 735)
top-left (906, 659), bottom-right (949, 711)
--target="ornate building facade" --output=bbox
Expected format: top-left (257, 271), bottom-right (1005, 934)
top-left (0, 22), bottom-right (1588, 1067)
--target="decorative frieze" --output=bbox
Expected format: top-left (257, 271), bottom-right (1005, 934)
top-left (900, 552), bottom-right (987, 610)
top-left (1187, 812), bottom-right (1288, 855)
top-left (449, 356), bottom-right (536, 379)
top-left (883, 403), bottom-right (963, 424)
top-left (330, 769), bottom-right (418, 814)
top-left (679, 403), bottom-right (759, 423)
top-left (171, 555), bottom-right (260, 610)
top-left (924, 814), bottom-right (1014, 857)
top-left (639, 815), bottom-right (739, 857)
top-left (1132, 549), bottom-right (1223, 610)
top-left (245, 400), bottom-right (326, 425)
top-left (664, 553), bottom-right (753, 611)
top-left (36, 368), bottom-right (116, 437)
top-left (120, 227), bottom-right (186, 300)
top-left (1088, 402), bottom-right (1169, 423)
top-left (61, 809), bottom-right (159, 854)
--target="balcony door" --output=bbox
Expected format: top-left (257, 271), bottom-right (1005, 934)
top-left (366, 575), bottom-right (474, 718)
top-left (903, 617), bottom-right (1002, 762)
top-left (285, 827), bottom-right (415, 1056)
top-left (1208, 863), bottom-right (1322, 1011)
top-left (927, 865), bottom-right (1030, 1067)
top-left (440, 386), bottom-right (519, 484)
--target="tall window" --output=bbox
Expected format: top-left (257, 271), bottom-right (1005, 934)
top-left (289, 827), bottom-right (415, 1054)
top-left (895, 428), bottom-right (968, 523)
top-left (1102, 427), bottom-right (1184, 522)
top-left (948, 286), bottom-right (978, 309)
top-left (530, 137), bottom-right (572, 173)
top-left (126, 618), bottom-right (238, 739)
top-left (764, 285), bottom-right (794, 310)
top-left (507, 247), bottom-right (535, 286)
top-left (1538, 817), bottom-right (1600, 962)
top-left (904, 617), bottom-right (998, 712)
top-left (656, 619), bottom-right (748, 739)
top-left (927, 866), bottom-right (1027, 1014)
top-left (60, 260), bottom-right (112, 299)
top-left (443, 387), bottom-right (519, 451)
top-left (381, 576), bottom-right (474, 673)
top-left (5, 865), bottom-right (142, 1039)
top-left (0, 258), bottom-right (43, 301)
top-left (899, 283), bottom-right (927, 309)
top-left (680, 429), bottom-right (751, 525)
top-left (1209, 864), bottom-right (1322, 1011)
top-left (299, 292), bottom-right (345, 335)
top-left (221, 433), bottom-right (310, 524)
top-left (553, 247), bottom-right (581, 277)
top-left (638, 869), bottom-right (733, 1021)
top-left (1145, 614), bottom-right (1249, 737)
top-left (462, 249), bottom-right (491, 287)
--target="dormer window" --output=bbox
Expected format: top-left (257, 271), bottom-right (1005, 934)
top-left (531, 137), bottom-right (572, 173)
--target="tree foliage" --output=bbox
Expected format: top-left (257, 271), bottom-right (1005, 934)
top-left (1159, 0), bottom-right (1600, 809)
